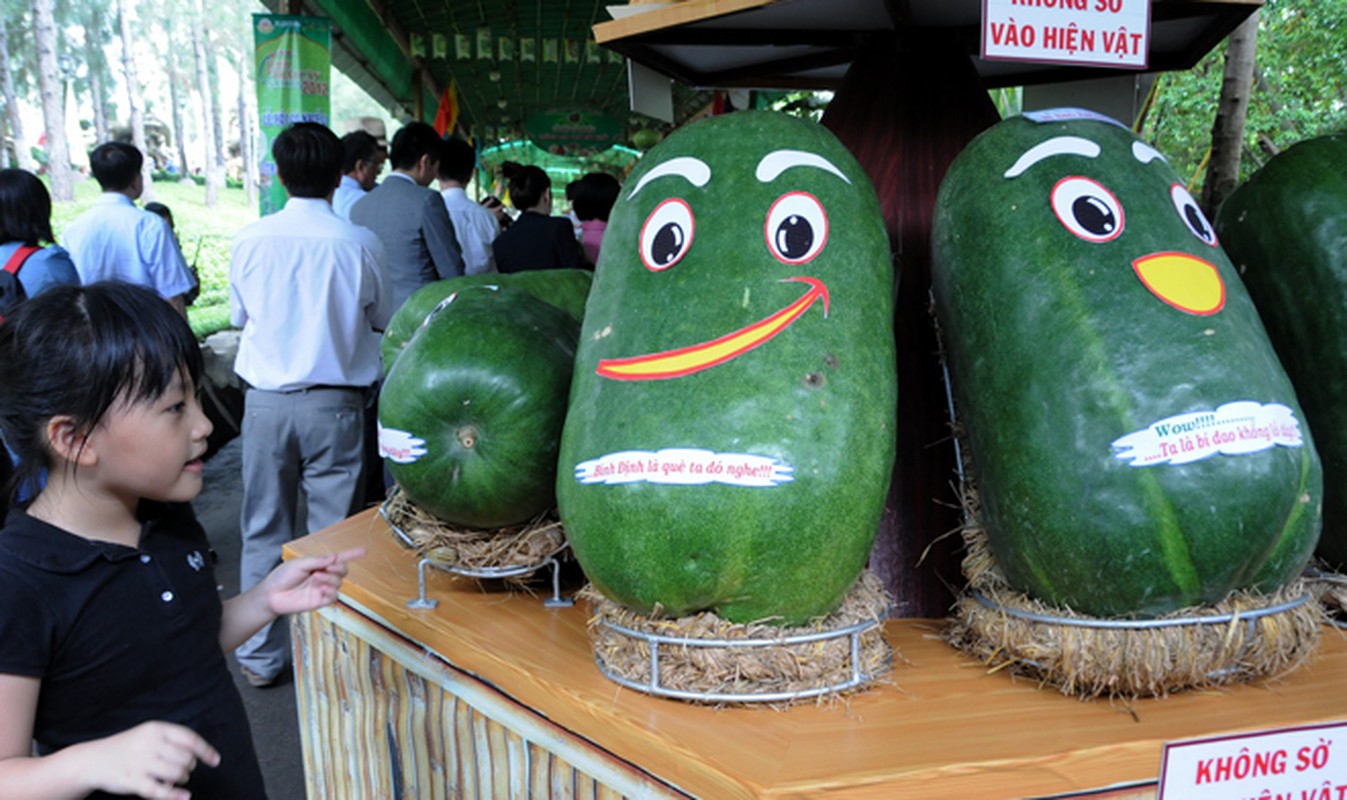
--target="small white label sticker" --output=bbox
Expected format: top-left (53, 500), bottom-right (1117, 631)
top-left (1022, 107), bottom-right (1127, 127)
top-left (1112, 401), bottom-right (1304, 467)
top-left (573, 448), bottom-right (793, 487)
top-left (378, 422), bottom-right (427, 464)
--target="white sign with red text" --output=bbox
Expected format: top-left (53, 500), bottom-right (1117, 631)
top-left (982, 0), bottom-right (1152, 69)
top-left (1158, 721), bottom-right (1347, 800)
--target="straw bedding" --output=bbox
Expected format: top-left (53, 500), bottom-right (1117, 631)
top-left (1307, 564), bottom-right (1347, 624)
top-left (946, 481), bottom-right (1323, 699)
top-left (583, 570), bottom-right (894, 706)
top-left (382, 487), bottom-right (567, 583)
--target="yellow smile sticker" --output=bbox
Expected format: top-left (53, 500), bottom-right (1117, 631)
top-left (1132, 251), bottom-right (1225, 316)
top-left (596, 277), bottom-right (829, 381)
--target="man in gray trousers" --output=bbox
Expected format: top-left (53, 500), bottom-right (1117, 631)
top-left (228, 122), bottom-right (391, 687)
top-left (351, 120), bottom-right (464, 311)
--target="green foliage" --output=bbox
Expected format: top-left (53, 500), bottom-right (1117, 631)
top-left (764, 90), bottom-right (830, 122)
top-left (989, 86), bottom-right (1023, 118)
top-left (1140, 57), bottom-right (1222, 188)
top-left (49, 176), bottom-right (257, 340)
top-left (186, 303), bottom-right (233, 339)
top-left (1250, 0), bottom-right (1347, 146)
top-left (1142, 0), bottom-right (1347, 192)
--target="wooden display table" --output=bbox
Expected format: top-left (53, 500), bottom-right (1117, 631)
top-left (285, 508), bottom-right (1347, 799)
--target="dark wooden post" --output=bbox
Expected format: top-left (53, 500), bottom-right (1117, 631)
top-left (822, 29), bottom-right (1001, 618)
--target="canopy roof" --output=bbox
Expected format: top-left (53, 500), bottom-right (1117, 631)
top-left (261, 0), bottom-right (710, 148)
top-left (594, 0), bottom-right (1261, 91)
top-left (262, 0), bottom-right (1259, 149)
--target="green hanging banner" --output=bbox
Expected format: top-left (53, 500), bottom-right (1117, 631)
top-left (524, 108), bottom-right (622, 156)
top-left (253, 14), bottom-right (332, 216)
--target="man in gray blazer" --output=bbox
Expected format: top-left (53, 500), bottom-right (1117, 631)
top-left (351, 121), bottom-right (464, 310)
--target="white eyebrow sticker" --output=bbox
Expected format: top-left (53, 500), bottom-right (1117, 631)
top-left (626, 157), bottom-right (712, 199)
top-left (755, 150), bottom-right (851, 185)
top-left (1132, 141), bottom-right (1167, 165)
top-left (1003, 136), bottom-right (1102, 179)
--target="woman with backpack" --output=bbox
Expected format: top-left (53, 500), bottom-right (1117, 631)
top-left (1, 167), bottom-right (80, 511)
top-left (0, 168), bottom-right (79, 321)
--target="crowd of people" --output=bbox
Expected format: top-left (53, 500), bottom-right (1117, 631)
top-left (0, 118), bottom-right (623, 798)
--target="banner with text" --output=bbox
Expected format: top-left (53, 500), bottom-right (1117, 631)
top-left (253, 14), bottom-right (332, 217)
top-left (982, 0), bottom-right (1151, 69)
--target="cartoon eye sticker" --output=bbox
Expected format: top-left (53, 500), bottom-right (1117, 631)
top-left (1051, 176), bottom-right (1124, 243)
top-left (765, 192), bottom-right (828, 264)
top-left (1170, 184), bottom-right (1219, 246)
top-left (640, 198), bottom-right (695, 271)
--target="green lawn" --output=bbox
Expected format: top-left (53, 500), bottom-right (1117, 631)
top-left (50, 177), bottom-right (260, 339)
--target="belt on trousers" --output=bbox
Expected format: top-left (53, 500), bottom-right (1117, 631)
top-left (246, 383), bottom-right (365, 394)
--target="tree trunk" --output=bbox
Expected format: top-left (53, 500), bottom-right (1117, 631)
top-left (1202, 9), bottom-right (1259, 216)
top-left (235, 49), bottom-right (256, 205)
top-left (208, 47), bottom-right (225, 187)
top-left (117, 0), bottom-right (154, 202)
top-left (84, 5), bottom-right (111, 146)
top-left (821, 31), bottom-right (1001, 617)
top-left (191, 0), bottom-right (218, 207)
top-left (167, 43), bottom-right (191, 178)
top-left (1257, 132), bottom-right (1281, 161)
top-left (1, 20), bottom-right (37, 171)
top-left (0, 23), bottom-right (15, 169)
top-left (34, 0), bottom-right (74, 200)
top-left (89, 68), bottom-right (110, 145)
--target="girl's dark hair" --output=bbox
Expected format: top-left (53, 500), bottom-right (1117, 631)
top-left (0, 168), bottom-right (56, 246)
top-left (0, 281), bottom-right (204, 506)
top-left (504, 163), bottom-right (551, 211)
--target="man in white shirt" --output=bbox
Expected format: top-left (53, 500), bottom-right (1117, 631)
top-left (332, 130), bottom-right (386, 221)
top-left (228, 122), bottom-right (391, 687)
top-left (436, 137), bottom-right (499, 275)
top-left (61, 142), bottom-right (196, 314)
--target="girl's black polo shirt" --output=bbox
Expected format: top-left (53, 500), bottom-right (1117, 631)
top-left (0, 502), bottom-right (266, 799)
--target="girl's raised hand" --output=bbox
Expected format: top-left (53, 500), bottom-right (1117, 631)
top-left (82, 720), bottom-right (220, 799)
top-left (262, 547), bottom-right (367, 616)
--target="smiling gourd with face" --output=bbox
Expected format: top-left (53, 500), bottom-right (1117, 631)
top-left (557, 111), bottom-right (895, 626)
top-left (931, 110), bottom-right (1322, 619)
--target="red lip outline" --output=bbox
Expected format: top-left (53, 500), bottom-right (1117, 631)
top-left (596, 277), bottom-right (830, 381)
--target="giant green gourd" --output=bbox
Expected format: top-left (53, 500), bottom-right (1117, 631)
top-left (381, 269), bottom-right (592, 372)
top-left (378, 286), bottom-right (578, 528)
top-left (1217, 132), bottom-right (1347, 568)
top-left (931, 110), bottom-right (1322, 618)
top-left (556, 111), bottom-right (896, 626)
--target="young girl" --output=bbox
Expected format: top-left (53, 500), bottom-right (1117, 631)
top-left (0, 281), bottom-right (363, 799)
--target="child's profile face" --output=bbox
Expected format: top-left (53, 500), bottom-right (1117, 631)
top-left (84, 369), bottom-right (213, 505)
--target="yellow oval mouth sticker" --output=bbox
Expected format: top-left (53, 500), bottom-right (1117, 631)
top-left (597, 276), bottom-right (829, 381)
top-left (1131, 251), bottom-right (1225, 316)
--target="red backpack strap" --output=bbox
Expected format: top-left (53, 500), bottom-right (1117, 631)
top-left (3, 245), bottom-right (40, 276)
